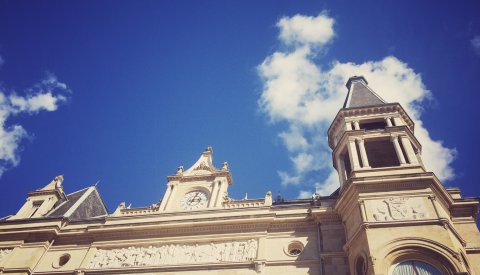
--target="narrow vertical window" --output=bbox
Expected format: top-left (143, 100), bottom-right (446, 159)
top-left (30, 200), bottom-right (44, 217)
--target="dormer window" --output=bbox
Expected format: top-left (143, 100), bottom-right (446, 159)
top-left (30, 200), bottom-right (44, 217)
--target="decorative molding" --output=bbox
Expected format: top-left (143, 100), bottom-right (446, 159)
top-left (88, 239), bottom-right (258, 269)
top-left (223, 199), bottom-right (265, 209)
top-left (254, 260), bottom-right (266, 273)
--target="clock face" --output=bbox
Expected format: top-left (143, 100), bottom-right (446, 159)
top-left (180, 191), bottom-right (209, 210)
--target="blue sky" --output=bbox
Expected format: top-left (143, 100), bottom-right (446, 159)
top-left (0, 1), bottom-right (479, 216)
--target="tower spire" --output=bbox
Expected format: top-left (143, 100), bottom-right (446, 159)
top-left (343, 76), bottom-right (386, 108)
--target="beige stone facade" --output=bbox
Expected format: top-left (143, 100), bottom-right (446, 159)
top-left (0, 76), bottom-right (478, 275)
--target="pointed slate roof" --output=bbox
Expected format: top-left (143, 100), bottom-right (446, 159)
top-left (343, 76), bottom-right (386, 108)
top-left (47, 186), bottom-right (108, 219)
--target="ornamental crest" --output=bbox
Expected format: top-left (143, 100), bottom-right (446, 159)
top-left (373, 197), bottom-right (426, 221)
top-left (193, 162), bottom-right (211, 171)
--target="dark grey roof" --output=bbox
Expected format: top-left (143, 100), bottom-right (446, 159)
top-left (343, 76), bottom-right (386, 108)
top-left (47, 186), bottom-right (108, 219)
top-left (48, 188), bottom-right (88, 217)
top-left (69, 189), bottom-right (108, 219)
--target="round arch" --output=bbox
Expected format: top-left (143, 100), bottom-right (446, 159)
top-left (377, 237), bottom-right (463, 275)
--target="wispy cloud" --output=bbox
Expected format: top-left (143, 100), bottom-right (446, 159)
top-left (471, 35), bottom-right (480, 56)
top-left (0, 63), bottom-right (70, 177)
top-left (257, 12), bottom-right (456, 198)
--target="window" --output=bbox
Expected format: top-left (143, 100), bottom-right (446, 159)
top-left (360, 120), bottom-right (387, 131)
top-left (285, 241), bottom-right (304, 257)
top-left (343, 152), bottom-right (352, 178)
top-left (391, 260), bottom-right (442, 275)
top-left (365, 140), bottom-right (400, 168)
top-left (52, 253), bottom-right (71, 268)
top-left (30, 200), bottom-right (44, 217)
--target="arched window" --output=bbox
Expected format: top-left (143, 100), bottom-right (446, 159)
top-left (391, 260), bottom-right (442, 275)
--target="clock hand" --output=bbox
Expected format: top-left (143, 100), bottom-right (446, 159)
top-left (189, 193), bottom-right (201, 204)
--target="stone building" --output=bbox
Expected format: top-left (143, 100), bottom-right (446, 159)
top-left (0, 76), bottom-right (479, 274)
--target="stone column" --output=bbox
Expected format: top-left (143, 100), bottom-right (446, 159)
top-left (208, 181), bottom-right (219, 208)
top-left (385, 117), bottom-right (393, 127)
top-left (159, 184), bottom-right (173, 211)
top-left (356, 138), bottom-right (370, 168)
top-left (391, 135), bottom-right (407, 165)
top-left (353, 120), bottom-right (360, 130)
top-left (392, 117), bottom-right (403, 126)
top-left (336, 157), bottom-right (345, 186)
top-left (214, 180), bottom-right (224, 207)
top-left (347, 138), bottom-right (361, 170)
top-left (400, 135), bottom-right (419, 164)
top-left (345, 121), bottom-right (352, 131)
top-left (164, 184), bottom-right (178, 211)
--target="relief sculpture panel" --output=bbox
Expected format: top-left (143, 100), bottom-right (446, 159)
top-left (369, 197), bottom-right (427, 221)
top-left (89, 239), bottom-right (257, 269)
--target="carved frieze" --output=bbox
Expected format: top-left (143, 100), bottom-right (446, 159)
top-left (0, 248), bottom-right (12, 262)
top-left (89, 239), bottom-right (258, 269)
top-left (370, 197), bottom-right (427, 221)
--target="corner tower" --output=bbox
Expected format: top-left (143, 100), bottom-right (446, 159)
top-left (328, 76), bottom-right (423, 190)
top-left (329, 76), bottom-right (479, 275)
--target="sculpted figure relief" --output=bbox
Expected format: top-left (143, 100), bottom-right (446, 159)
top-left (89, 239), bottom-right (258, 269)
top-left (372, 197), bottom-right (426, 221)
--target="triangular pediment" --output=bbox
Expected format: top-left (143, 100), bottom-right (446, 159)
top-left (167, 147), bottom-right (232, 183)
top-left (183, 147), bottom-right (217, 176)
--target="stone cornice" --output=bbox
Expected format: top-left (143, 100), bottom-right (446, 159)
top-left (167, 171), bottom-right (232, 184)
top-left (310, 208), bottom-right (341, 223)
top-left (343, 218), bottom-right (467, 251)
top-left (335, 173), bottom-right (445, 214)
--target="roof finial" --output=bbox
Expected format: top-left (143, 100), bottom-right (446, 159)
top-left (343, 75), bottom-right (386, 109)
top-left (346, 75), bottom-right (368, 90)
top-left (176, 166), bottom-right (184, 175)
top-left (40, 175), bottom-right (64, 191)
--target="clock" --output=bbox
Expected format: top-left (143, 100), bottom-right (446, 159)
top-left (180, 191), bottom-right (209, 210)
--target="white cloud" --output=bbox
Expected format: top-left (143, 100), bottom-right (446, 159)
top-left (10, 92), bottom-right (66, 113)
top-left (257, 12), bottom-right (456, 197)
top-left (278, 171), bottom-right (301, 186)
top-left (277, 13), bottom-right (335, 47)
top-left (0, 71), bottom-right (70, 177)
top-left (297, 190), bottom-right (312, 199)
top-left (0, 56), bottom-right (4, 68)
top-left (471, 35), bottom-right (480, 56)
